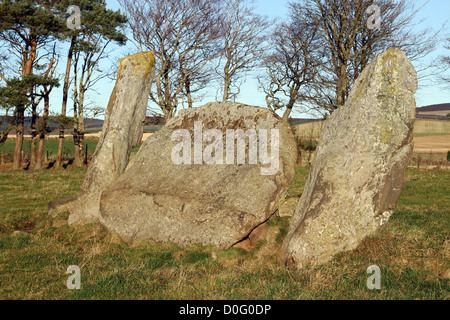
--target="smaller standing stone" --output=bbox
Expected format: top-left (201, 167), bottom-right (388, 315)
top-left (48, 52), bottom-right (155, 224)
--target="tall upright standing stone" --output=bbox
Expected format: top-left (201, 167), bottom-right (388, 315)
top-left (280, 49), bottom-right (417, 269)
top-left (49, 52), bottom-right (155, 225)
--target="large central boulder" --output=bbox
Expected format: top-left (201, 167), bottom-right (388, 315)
top-left (280, 48), bottom-right (418, 269)
top-left (99, 102), bottom-right (297, 248)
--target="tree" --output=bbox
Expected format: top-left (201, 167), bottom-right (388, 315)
top-left (53, 1), bottom-right (76, 169)
top-left (0, 0), bottom-right (63, 169)
top-left (0, 78), bottom-right (27, 147)
top-left (177, 10), bottom-right (221, 109)
top-left (53, 0), bottom-right (127, 168)
top-left (0, 111), bottom-right (15, 148)
top-left (290, 0), bottom-right (442, 114)
top-left (440, 36), bottom-right (450, 85)
top-left (0, 49), bottom-right (18, 147)
top-left (216, 0), bottom-right (271, 102)
top-left (52, 0), bottom-right (126, 167)
top-left (259, 20), bottom-right (322, 122)
top-left (72, 37), bottom-right (125, 166)
top-left (120, 0), bottom-right (222, 120)
top-left (34, 56), bottom-right (59, 170)
top-left (25, 51), bottom-right (59, 169)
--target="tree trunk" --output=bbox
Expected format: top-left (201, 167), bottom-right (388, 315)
top-left (29, 100), bottom-right (38, 168)
top-left (73, 131), bottom-right (84, 167)
top-left (30, 136), bottom-right (37, 169)
top-left (12, 106), bottom-right (25, 170)
top-left (222, 77), bottom-right (231, 103)
top-left (56, 129), bottom-right (65, 167)
top-left (282, 91), bottom-right (298, 123)
top-left (222, 61), bottom-right (231, 102)
top-left (163, 108), bottom-right (170, 122)
top-left (73, 125), bottom-right (83, 167)
top-left (56, 36), bottom-right (75, 169)
top-left (13, 37), bottom-right (37, 170)
top-left (35, 93), bottom-right (50, 170)
top-left (35, 135), bottom-right (45, 170)
top-left (73, 117), bottom-right (82, 167)
top-left (72, 56), bottom-right (82, 167)
top-left (84, 144), bottom-right (88, 165)
top-left (185, 77), bottom-right (193, 108)
top-left (336, 62), bottom-right (348, 108)
top-left (222, 73), bottom-right (231, 102)
top-left (282, 106), bottom-right (293, 123)
top-left (74, 87), bottom-right (85, 167)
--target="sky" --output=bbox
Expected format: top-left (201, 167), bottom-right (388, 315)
top-left (41, 0), bottom-right (450, 120)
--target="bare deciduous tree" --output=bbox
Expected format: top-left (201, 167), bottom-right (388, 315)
top-left (290, 0), bottom-right (442, 114)
top-left (120, 0), bottom-right (222, 120)
top-left (259, 20), bottom-right (322, 122)
top-left (71, 35), bottom-right (121, 167)
top-left (54, 0), bottom-right (127, 169)
top-left (440, 36), bottom-right (450, 86)
top-left (216, 0), bottom-right (271, 102)
top-left (34, 56), bottom-right (59, 170)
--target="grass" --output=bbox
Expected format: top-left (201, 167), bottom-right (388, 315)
top-left (294, 118), bottom-right (450, 139)
top-left (0, 139), bottom-right (142, 165)
top-left (0, 167), bottom-right (448, 300)
top-left (0, 139), bottom-right (99, 158)
top-left (413, 119), bottom-right (450, 137)
top-left (293, 121), bottom-right (325, 139)
top-left (411, 152), bottom-right (449, 164)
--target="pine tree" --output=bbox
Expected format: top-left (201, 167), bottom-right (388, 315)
top-left (0, 0), bottom-right (64, 169)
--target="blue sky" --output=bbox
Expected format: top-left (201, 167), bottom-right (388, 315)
top-left (45, 0), bottom-right (450, 120)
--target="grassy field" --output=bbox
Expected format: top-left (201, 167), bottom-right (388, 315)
top-left (0, 138), bottom-right (146, 161)
top-left (0, 139), bottom-right (99, 160)
top-left (413, 119), bottom-right (450, 137)
top-left (292, 120), bottom-right (325, 139)
top-left (417, 110), bottom-right (450, 117)
top-left (0, 166), bottom-right (448, 300)
top-left (411, 152), bottom-right (449, 166)
top-left (294, 118), bottom-right (450, 138)
top-left (293, 119), bottom-right (450, 161)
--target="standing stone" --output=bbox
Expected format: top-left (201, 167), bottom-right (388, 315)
top-left (50, 52), bottom-right (155, 224)
top-left (280, 49), bottom-right (417, 269)
top-left (99, 102), bottom-right (297, 248)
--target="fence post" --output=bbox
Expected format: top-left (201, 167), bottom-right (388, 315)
top-left (84, 144), bottom-right (88, 165)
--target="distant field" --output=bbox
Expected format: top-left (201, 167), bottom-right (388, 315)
top-left (292, 120), bottom-right (326, 138)
top-left (294, 118), bottom-right (450, 138)
top-left (413, 119), bottom-right (450, 137)
top-left (417, 111), bottom-right (450, 117)
top-left (0, 139), bottom-right (99, 159)
top-left (0, 139), bottom-right (145, 167)
top-left (293, 119), bottom-right (450, 155)
top-left (414, 136), bottom-right (450, 154)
